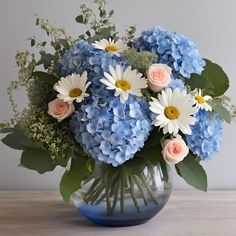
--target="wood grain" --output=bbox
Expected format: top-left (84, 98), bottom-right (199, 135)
top-left (0, 191), bottom-right (236, 236)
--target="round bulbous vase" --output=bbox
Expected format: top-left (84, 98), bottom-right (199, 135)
top-left (72, 163), bottom-right (172, 227)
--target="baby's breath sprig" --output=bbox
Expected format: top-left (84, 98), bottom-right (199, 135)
top-left (124, 26), bottom-right (137, 44)
top-left (220, 95), bottom-right (236, 120)
top-left (123, 48), bottom-right (157, 75)
top-left (18, 107), bottom-right (81, 165)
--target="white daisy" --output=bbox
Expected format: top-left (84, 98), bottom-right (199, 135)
top-left (53, 72), bottom-right (91, 104)
top-left (93, 38), bottom-right (128, 56)
top-left (101, 65), bottom-right (148, 103)
top-left (193, 89), bottom-right (212, 111)
top-left (149, 88), bottom-right (198, 135)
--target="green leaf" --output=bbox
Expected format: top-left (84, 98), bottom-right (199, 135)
top-left (202, 59), bottom-right (229, 97)
top-left (2, 130), bottom-right (39, 150)
top-left (99, 7), bottom-right (106, 17)
top-left (133, 127), bottom-right (163, 165)
top-left (21, 148), bottom-right (56, 174)
top-left (209, 100), bottom-right (231, 124)
top-left (186, 73), bottom-right (213, 90)
top-left (136, 144), bottom-right (162, 166)
top-left (31, 39), bottom-right (35, 47)
top-left (37, 51), bottom-right (57, 69)
top-left (75, 15), bottom-right (84, 24)
top-left (33, 71), bottom-right (59, 84)
top-left (176, 154), bottom-right (207, 191)
top-left (175, 164), bottom-right (182, 177)
top-left (135, 128), bottom-right (162, 165)
top-left (123, 157), bottom-right (146, 175)
top-left (88, 27), bottom-right (116, 43)
top-left (85, 31), bottom-right (91, 37)
top-left (87, 34), bottom-right (101, 43)
top-left (60, 156), bottom-right (90, 203)
top-left (58, 39), bottom-right (70, 49)
top-left (159, 158), bottom-right (169, 182)
top-left (36, 18), bottom-right (39, 25)
top-left (109, 10), bottom-right (114, 17)
top-left (0, 127), bottom-right (15, 134)
top-left (51, 41), bottom-right (60, 50)
top-left (144, 127), bottom-right (162, 148)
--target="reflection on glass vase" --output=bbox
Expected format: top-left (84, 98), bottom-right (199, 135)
top-left (72, 163), bottom-right (172, 227)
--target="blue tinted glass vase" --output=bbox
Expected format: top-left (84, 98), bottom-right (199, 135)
top-left (72, 163), bottom-right (172, 227)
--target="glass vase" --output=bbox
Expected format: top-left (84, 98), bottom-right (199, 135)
top-left (72, 163), bottom-right (172, 227)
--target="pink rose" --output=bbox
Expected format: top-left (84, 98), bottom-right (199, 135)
top-left (147, 64), bottom-right (172, 92)
top-left (48, 99), bottom-right (75, 122)
top-left (162, 138), bottom-right (189, 164)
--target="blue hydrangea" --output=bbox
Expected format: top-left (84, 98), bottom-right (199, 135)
top-left (133, 27), bottom-right (205, 78)
top-left (186, 110), bottom-right (223, 160)
top-left (60, 40), bottom-right (127, 99)
top-left (60, 40), bottom-right (152, 166)
top-left (70, 95), bottom-right (152, 167)
top-left (168, 77), bottom-right (185, 91)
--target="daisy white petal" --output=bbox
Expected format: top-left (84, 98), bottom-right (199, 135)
top-left (193, 89), bottom-right (212, 111)
top-left (101, 65), bottom-right (148, 103)
top-left (54, 73), bottom-right (90, 104)
top-left (92, 38), bottom-right (128, 56)
top-left (104, 72), bottom-right (116, 84)
top-left (149, 88), bottom-right (198, 135)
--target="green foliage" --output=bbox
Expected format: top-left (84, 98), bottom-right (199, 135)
top-left (1, 127), bottom-right (39, 150)
top-left (1, 126), bottom-right (56, 174)
top-left (32, 71), bottom-right (59, 84)
top-left (209, 100), bottom-right (232, 123)
top-left (123, 48), bottom-right (157, 75)
top-left (7, 16), bottom-right (76, 126)
top-left (159, 158), bottom-right (169, 182)
top-left (135, 128), bottom-right (163, 166)
top-left (31, 17), bottom-right (76, 75)
top-left (37, 51), bottom-right (57, 70)
top-left (0, 128), bottom-right (15, 134)
top-left (35, 17), bottom-right (75, 45)
top-left (7, 51), bottom-right (37, 123)
top-left (17, 107), bottom-right (83, 164)
top-left (87, 26), bottom-right (116, 43)
top-left (21, 148), bottom-right (56, 174)
top-left (220, 95), bottom-right (236, 120)
top-left (125, 26), bottom-right (137, 43)
top-left (0, 123), bottom-right (15, 133)
top-left (75, 15), bottom-right (84, 24)
top-left (123, 157), bottom-right (147, 175)
top-left (188, 59), bottom-right (229, 97)
top-left (185, 73), bottom-right (213, 90)
top-left (176, 153), bottom-right (207, 191)
top-left (203, 59), bottom-right (229, 97)
top-left (76, 0), bottom-right (117, 41)
top-left (27, 78), bottom-right (57, 108)
top-left (60, 156), bottom-right (93, 203)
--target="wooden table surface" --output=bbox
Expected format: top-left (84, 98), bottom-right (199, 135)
top-left (0, 191), bottom-right (236, 236)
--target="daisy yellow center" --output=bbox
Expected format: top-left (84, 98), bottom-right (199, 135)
top-left (115, 79), bottom-right (131, 91)
top-left (195, 95), bottom-right (205, 104)
top-left (69, 88), bottom-right (82, 97)
top-left (105, 45), bottom-right (118, 52)
top-left (164, 106), bottom-right (180, 120)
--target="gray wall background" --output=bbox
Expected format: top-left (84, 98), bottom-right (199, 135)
top-left (0, 0), bottom-right (235, 190)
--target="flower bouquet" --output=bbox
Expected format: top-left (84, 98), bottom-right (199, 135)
top-left (1, 0), bottom-right (235, 227)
